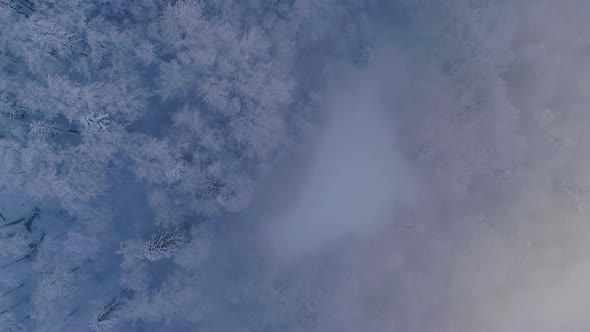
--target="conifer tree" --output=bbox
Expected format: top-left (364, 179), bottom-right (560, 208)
top-left (145, 228), bottom-right (184, 262)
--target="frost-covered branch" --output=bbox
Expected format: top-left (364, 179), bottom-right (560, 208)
top-left (28, 120), bottom-right (79, 136)
top-left (79, 112), bottom-right (110, 131)
top-left (144, 228), bottom-right (184, 261)
top-left (90, 296), bottom-right (124, 331)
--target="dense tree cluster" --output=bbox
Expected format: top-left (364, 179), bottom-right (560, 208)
top-left (0, 0), bottom-right (354, 329)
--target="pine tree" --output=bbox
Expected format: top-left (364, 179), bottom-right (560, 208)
top-left (0, 94), bottom-right (26, 119)
top-left (90, 296), bottom-right (124, 331)
top-left (79, 112), bottom-right (110, 131)
top-left (144, 228), bottom-right (184, 261)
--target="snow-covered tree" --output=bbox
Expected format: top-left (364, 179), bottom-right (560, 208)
top-left (125, 135), bottom-right (183, 185)
top-left (145, 228), bottom-right (184, 262)
top-left (0, 312), bottom-right (23, 332)
top-left (79, 112), bottom-right (110, 131)
top-left (0, 223), bottom-right (29, 258)
top-left (31, 266), bottom-right (76, 326)
top-left (90, 296), bottom-right (125, 332)
top-left (117, 239), bottom-right (150, 293)
top-left (0, 94), bottom-right (26, 119)
top-left (23, 18), bottom-right (79, 58)
top-left (123, 271), bottom-right (209, 325)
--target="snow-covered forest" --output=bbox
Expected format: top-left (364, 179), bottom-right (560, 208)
top-left (1, 0), bottom-right (590, 331)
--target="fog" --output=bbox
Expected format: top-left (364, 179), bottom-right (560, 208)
top-left (268, 61), bottom-right (421, 258)
top-left (261, 1), bottom-right (590, 331)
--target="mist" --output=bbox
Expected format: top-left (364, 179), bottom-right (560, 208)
top-left (260, 1), bottom-right (590, 331)
top-left (267, 59), bottom-right (420, 258)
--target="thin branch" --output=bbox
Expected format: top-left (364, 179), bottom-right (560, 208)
top-left (0, 0), bottom-right (29, 17)
top-left (12, 0), bottom-right (33, 12)
top-left (1, 254), bottom-right (31, 269)
top-left (1, 233), bottom-right (44, 269)
top-left (0, 217), bottom-right (25, 229)
top-left (0, 51), bottom-right (23, 63)
top-left (1, 283), bottom-right (24, 296)
top-left (61, 307), bottom-right (79, 323)
top-left (0, 212), bottom-right (38, 230)
top-left (23, 212), bottom-right (39, 232)
top-left (69, 258), bottom-right (92, 272)
top-left (0, 296), bottom-right (30, 315)
top-left (48, 125), bottom-right (79, 134)
top-left (17, 0), bottom-right (33, 6)
top-left (49, 232), bottom-right (67, 241)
